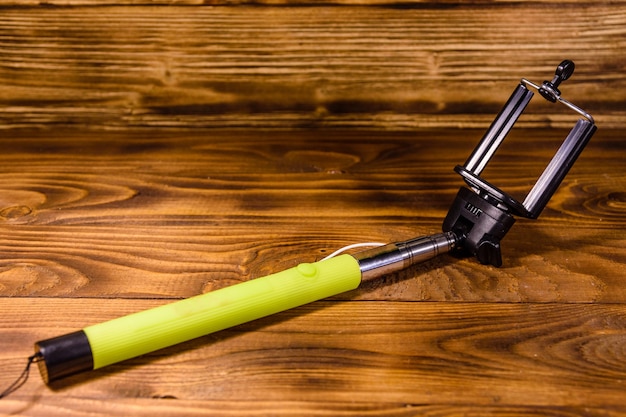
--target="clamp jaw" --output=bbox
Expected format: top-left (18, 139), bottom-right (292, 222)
top-left (442, 60), bottom-right (597, 267)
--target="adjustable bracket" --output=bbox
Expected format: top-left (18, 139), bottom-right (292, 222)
top-left (442, 60), bottom-right (597, 267)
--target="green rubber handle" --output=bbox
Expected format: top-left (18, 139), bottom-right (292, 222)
top-left (83, 254), bottom-right (361, 369)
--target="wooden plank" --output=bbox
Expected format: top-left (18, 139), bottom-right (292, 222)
top-left (2, 222), bottom-right (625, 302)
top-left (0, 129), bottom-right (619, 226)
top-left (0, 4), bottom-right (622, 130)
top-left (1, 399), bottom-right (624, 417)
top-left (0, 129), bottom-right (624, 302)
top-left (1, 299), bottom-right (626, 413)
top-left (3, 0), bottom-right (626, 6)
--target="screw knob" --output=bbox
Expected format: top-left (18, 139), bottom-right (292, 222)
top-left (539, 60), bottom-right (575, 102)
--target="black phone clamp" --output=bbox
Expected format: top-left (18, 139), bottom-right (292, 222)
top-left (442, 60), bottom-right (597, 267)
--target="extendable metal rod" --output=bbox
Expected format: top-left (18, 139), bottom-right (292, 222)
top-left (355, 231), bottom-right (459, 282)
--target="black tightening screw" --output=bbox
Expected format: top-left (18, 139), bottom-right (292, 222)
top-left (539, 60), bottom-right (575, 102)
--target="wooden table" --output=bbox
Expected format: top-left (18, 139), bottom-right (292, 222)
top-left (1, 128), bottom-right (624, 415)
top-left (1, 1), bottom-right (626, 416)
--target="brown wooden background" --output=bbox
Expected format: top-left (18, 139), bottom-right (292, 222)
top-left (1, 1), bottom-right (626, 416)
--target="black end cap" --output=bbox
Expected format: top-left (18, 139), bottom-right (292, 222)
top-left (34, 330), bottom-right (94, 384)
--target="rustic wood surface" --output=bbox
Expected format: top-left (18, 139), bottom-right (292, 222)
top-left (1, 2), bottom-right (625, 130)
top-left (1, 128), bottom-right (625, 416)
top-left (1, 1), bottom-right (626, 416)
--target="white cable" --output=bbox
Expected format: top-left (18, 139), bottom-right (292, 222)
top-left (320, 242), bottom-right (387, 261)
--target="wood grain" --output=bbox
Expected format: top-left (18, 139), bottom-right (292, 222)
top-left (1, 1), bottom-right (626, 415)
top-left (1, 299), bottom-right (626, 415)
top-left (0, 128), bottom-right (624, 417)
top-left (6, 0), bottom-right (626, 4)
top-left (0, 130), bottom-right (624, 303)
top-left (1, 4), bottom-right (624, 130)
